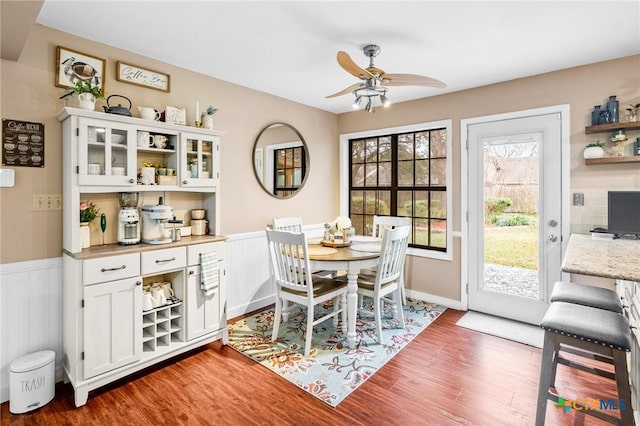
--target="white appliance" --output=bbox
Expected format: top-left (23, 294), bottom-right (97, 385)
top-left (141, 196), bottom-right (173, 244)
top-left (117, 192), bottom-right (141, 245)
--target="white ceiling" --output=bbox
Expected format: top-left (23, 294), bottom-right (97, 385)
top-left (36, 1), bottom-right (640, 114)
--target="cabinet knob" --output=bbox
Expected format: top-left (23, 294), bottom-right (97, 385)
top-left (129, 178), bottom-right (135, 184)
top-left (183, 180), bottom-right (188, 185)
top-left (189, 270), bottom-right (195, 276)
top-left (136, 281), bottom-right (142, 286)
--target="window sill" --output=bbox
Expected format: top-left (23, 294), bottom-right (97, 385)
top-left (407, 246), bottom-right (452, 261)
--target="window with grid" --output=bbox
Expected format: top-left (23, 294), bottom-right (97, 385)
top-left (273, 146), bottom-right (306, 198)
top-left (349, 127), bottom-right (448, 252)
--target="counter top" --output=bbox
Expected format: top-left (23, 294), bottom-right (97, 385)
top-left (64, 235), bottom-right (227, 260)
top-left (562, 234), bottom-right (640, 282)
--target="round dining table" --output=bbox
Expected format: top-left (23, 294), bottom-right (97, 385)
top-left (306, 244), bottom-right (380, 349)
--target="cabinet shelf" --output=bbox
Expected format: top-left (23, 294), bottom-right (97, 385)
top-left (585, 156), bottom-right (640, 165)
top-left (137, 147), bottom-right (176, 154)
top-left (585, 122), bottom-right (640, 134)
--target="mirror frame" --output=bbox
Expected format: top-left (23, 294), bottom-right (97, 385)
top-left (252, 122), bottom-right (310, 199)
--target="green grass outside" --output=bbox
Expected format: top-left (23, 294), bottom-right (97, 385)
top-left (484, 222), bottom-right (539, 270)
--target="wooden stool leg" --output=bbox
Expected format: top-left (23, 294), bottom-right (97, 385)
top-left (549, 340), bottom-right (561, 388)
top-left (536, 331), bottom-right (556, 426)
top-left (612, 350), bottom-right (634, 426)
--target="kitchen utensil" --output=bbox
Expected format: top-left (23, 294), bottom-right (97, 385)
top-left (137, 107), bottom-right (160, 121)
top-left (191, 219), bottom-right (207, 235)
top-left (100, 214), bottom-right (107, 245)
top-left (117, 192), bottom-right (140, 245)
top-left (137, 131), bottom-right (151, 147)
top-left (191, 209), bottom-right (205, 219)
top-left (103, 95), bottom-right (132, 116)
top-left (140, 196), bottom-right (173, 244)
top-left (88, 163), bottom-right (101, 175)
top-left (153, 135), bottom-right (167, 148)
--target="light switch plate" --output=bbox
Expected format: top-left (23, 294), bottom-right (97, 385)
top-left (0, 169), bottom-right (15, 187)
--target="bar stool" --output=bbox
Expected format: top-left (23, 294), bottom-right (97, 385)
top-left (535, 302), bottom-right (633, 426)
top-left (550, 281), bottom-right (623, 313)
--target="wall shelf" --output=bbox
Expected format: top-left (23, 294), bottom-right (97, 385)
top-left (585, 156), bottom-right (640, 165)
top-left (585, 122), bottom-right (640, 134)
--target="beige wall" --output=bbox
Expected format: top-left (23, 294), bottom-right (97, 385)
top-left (1, 22), bottom-right (639, 304)
top-left (339, 54), bottom-right (640, 301)
top-left (0, 24), bottom-right (339, 264)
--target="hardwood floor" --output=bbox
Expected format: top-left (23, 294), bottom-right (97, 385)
top-left (1, 309), bottom-right (620, 425)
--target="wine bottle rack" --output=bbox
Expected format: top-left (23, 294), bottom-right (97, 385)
top-left (142, 301), bottom-right (183, 353)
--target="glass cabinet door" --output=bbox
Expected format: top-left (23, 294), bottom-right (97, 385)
top-left (77, 118), bottom-right (136, 186)
top-left (181, 132), bottom-right (219, 188)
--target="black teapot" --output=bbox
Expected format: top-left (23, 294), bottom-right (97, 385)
top-left (103, 95), bottom-right (132, 116)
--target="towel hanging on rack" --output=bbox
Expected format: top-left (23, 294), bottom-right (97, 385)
top-left (200, 252), bottom-right (219, 296)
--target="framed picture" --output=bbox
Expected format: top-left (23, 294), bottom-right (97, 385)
top-left (56, 46), bottom-right (105, 91)
top-left (116, 61), bottom-right (171, 92)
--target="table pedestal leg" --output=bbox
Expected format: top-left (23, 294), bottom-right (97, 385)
top-left (347, 271), bottom-right (358, 348)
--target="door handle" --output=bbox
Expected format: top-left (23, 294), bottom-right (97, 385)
top-left (548, 235), bottom-right (558, 242)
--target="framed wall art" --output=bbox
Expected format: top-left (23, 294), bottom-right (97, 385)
top-left (56, 46), bottom-right (105, 91)
top-left (116, 61), bottom-right (171, 92)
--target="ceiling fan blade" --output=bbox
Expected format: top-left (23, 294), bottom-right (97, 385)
top-left (337, 51), bottom-right (374, 80)
top-left (325, 83), bottom-right (365, 99)
top-left (381, 73), bottom-right (446, 89)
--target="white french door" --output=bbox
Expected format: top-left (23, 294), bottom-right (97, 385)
top-left (466, 111), bottom-right (566, 325)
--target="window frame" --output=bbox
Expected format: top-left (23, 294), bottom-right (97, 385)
top-left (340, 120), bottom-right (453, 261)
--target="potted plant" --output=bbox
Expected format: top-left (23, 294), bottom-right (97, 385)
top-left (60, 80), bottom-right (104, 111)
top-left (201, 105), bottom-right (218, 129)
top-left (583, 141), bottom-right (605, 159)
top-left (79, 201), bottom-right (100, 248)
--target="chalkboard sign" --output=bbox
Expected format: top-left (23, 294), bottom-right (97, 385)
top-left (2, 119), bottom-right (45, 167)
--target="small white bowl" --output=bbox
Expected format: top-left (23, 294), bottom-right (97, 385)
top-left (112, 134), bottom-right (125, 144)
top-left (179, 226), bottom-right (191, 236)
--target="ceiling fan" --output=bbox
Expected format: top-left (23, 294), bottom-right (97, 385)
top-left (326, 44), bottom-right (446, 112)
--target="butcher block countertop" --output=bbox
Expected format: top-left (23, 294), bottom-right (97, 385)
top-left (64, 235), bottom-right (227, 260)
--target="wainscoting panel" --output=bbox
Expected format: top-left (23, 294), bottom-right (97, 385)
top-left (225, 230), bottom-right (274, 320)
top-left (0, 226), bottom-right (324, 403)
top-left (0, 257), bottom-right (63, 403)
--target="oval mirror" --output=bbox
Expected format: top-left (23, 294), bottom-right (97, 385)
top-left (252, 122), bottom-right (309, 198)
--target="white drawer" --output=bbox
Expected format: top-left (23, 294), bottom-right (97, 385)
top-left (141, 247), bottom-right (186, 275)
top-left (83, 253), bottom-right (140, 285)
top-left (188, 242), bottom-right (226, 266)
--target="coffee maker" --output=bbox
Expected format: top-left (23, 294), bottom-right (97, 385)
top-left (141, 196), bottom-right (173, 244)
top-left (117, 192), bottom-right (140, 245)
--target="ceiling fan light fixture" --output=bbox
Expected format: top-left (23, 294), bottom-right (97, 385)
top-left (365, 98), bottom-right (373, 113)
top-left (380, 94), bottom-right (391, 108)
top-left (352, 95), bottom-right (362, 109)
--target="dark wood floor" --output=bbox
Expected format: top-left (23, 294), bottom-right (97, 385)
top-left (1, 309), bottom-right (619, 425)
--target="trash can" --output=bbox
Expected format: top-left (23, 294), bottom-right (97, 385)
top-left (9, 350), bottom-right (55, 414)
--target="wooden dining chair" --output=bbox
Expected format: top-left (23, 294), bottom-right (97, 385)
top-left (272, 216), bottom-right (335, 278)
top-left (353, 225), bottom-right (410, 344)
top-left (266, 229), bottom-right (348, 356)
top-left (367, 215), bottom-right (411, 305)
top-left (272, 216), bottom-right (303, 233)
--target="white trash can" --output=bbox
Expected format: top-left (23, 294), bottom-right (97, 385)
top-left (9, 350), bottom-right (55, 414)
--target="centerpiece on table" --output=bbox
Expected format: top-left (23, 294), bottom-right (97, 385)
top-left (322, 216), bottom-right (354, 247)
top-left (79, 201), bottom-right (100, 248)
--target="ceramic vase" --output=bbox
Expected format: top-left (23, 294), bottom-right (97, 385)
top-left (583, 146), bottom-right (604, 159)
top-left (201, 114), bottom-right (214, 129)
top-left (80, 222), bottom-right (90, 248)
top-left (77, 93), bottom-right (96, 111)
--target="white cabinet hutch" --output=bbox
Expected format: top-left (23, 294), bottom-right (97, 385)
top-left (58, 108), bottom-right (227, 407)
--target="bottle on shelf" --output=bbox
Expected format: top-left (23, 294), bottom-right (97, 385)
top-left (606, 95), bottom-right (619, 123)
top-left (591, 105), bottom-right (602, 125)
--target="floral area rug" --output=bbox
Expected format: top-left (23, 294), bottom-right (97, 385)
top-left (228, 298), bottom-right (446, 407)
